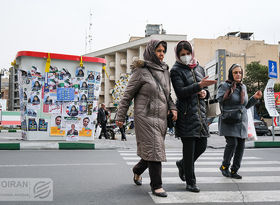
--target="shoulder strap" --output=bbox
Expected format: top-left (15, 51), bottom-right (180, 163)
top-left (146, 68), bottom-right (169, 103)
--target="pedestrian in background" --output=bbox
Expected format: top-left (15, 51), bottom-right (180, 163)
top-left (217, 64), bottom-right (262, 179)
top-left (119, 115), bottom-right (129, 141)
top-left (97, 103), bottom-right (109, 139)
top-left (116, 40), bottom-right (177, 197)
top-left (170, 41), bottom-right (216, 193)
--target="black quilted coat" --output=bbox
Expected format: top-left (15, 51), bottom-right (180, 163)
top-left (170, 62), bottom-right (210, 138)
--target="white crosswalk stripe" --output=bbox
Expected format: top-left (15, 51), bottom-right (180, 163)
top-left (123, 156), bottom-right (261, 160)
top-left (126, 160), bottom-right (278, 166)
top-left (119, 149), bottom-right (280, 204)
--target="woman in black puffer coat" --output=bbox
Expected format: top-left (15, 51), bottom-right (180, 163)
top-left (170, 41), bottom-right (216, 193)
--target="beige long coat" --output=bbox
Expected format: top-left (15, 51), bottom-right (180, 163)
top-left (116, 60), bottom-right (176, 162)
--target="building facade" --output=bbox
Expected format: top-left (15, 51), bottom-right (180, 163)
top-left (85, 34), bottom-right (188, 108)
top-left (86, 32), bottom-right (280, 110)
top-left (8, 67), bottom-right (20, 111)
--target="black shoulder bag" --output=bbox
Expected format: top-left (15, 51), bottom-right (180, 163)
top-left (220, 105), bottom-right (243, 124)
top-left (147, 69), bottom-right (175, 128)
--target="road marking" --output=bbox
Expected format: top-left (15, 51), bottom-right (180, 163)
top-left (142, 176), bottom-right (280, 184)
top-left (160, 167), bottom-right (280, 173)
top-left (120, 153), bottom-right (223, 156)
top-left (118, 150), bottom-right (224, 153)
top-left (126, 160), bottom-right (280, 166)
top-left (122, 156), bottom-right (261, 161)
top-left (149, 190), bottom-right (280, 204)
top-left (0, 163), bottom-right (116, 167)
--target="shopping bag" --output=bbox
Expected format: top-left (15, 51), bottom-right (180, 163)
top-left (95, 125), bottom-right (101, 139)
top-left (207, 101), bottom-right (221, 117)
top-left (247, 109), bottom-right (257, 141)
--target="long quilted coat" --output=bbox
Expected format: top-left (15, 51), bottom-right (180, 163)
top-left (116, 59), bottom-right (176, 162)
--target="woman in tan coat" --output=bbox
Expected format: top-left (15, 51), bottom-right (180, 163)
top-left (116, 40), bottom-right (177, 197)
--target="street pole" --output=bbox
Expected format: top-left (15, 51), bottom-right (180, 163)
top-left (0, 71), bottom-right (2, 99)
top-left (272, 117), bottom-right (275, 141)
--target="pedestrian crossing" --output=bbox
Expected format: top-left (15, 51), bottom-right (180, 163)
top-left (119, 149), bottom-right (280, 204)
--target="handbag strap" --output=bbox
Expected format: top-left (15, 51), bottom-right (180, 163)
top-left (146, 68), bottom-right (169, 104)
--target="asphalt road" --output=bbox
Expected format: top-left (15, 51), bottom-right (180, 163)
top-left (0, 148), bottom-right (280, 205)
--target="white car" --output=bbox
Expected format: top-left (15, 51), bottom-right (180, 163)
top-left (268, 126), bottom-right (280, 135)
top-left (209, 117), bottom-right (219, 134)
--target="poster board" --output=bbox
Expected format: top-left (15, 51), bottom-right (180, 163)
top-left (17, 51), bottom-right (105, 141)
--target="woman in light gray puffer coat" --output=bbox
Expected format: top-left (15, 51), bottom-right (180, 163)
top-left (217, 64), bottom-right (262, 179)
top-left (116, 40), bottom-right (177, 197)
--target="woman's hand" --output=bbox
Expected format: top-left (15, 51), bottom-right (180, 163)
top-left (198, 90), bottom-right (207, 99)
top-left (253, 90), bottom-right (262, 99)
top-left (171, 110), bottom-right (177, 121)
top-left (199, 76), bottom-right (217, 88)
top-left (116, 121), bottom-right (124, 128)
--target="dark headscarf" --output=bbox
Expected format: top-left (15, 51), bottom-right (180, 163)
top-left (174, 41), bottom-right (197, 68)
top-left (223, 64), bottom-right (245, 104)
top-left (143, 40), bottom-right (167, 66)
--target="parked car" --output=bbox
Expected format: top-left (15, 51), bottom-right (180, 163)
top-left (254, 119), bottom-right (270, 136)
top-left (209, 117), bottom-right (270, 136)
top-left (209, 117), bottom-right (219, 134)
top-left (268, 126), bottom-right (280, 136)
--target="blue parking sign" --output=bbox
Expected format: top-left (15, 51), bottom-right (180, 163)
top-left (268, 60), bottom-right (278, 78)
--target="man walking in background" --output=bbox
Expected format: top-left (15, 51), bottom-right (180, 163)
top-left (97, 103), bottom-right (109, 139)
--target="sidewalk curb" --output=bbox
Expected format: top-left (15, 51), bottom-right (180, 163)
top-left (254, 141), bottom-right (280, 148)
top-left (0, 130), bottom-right (21, 133)
top-left (0, 142), bottom-right (95, 150)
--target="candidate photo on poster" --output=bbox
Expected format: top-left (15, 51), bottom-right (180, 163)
top-left (79, 116), bottom-right (93, 137)
top-left (32, 80), bottom-right (42, 91)
top-left (28, 92), bottom-right (41, 107)
top-left (66, 123), bottom-right (79, 141)
top-left (67, 104), bottom-right (79, 117)
top-left (28, 118), bottom-right (37, 131)
top-left (50, 115), bottom-right (65, 136)
top-left (80, 81), bottom-right (88, 90)
top-left (95, 71), bottom-right (101, 84)
top-left (66, 124), bottom-right (79, 136)
top-left (87, 71), bottom-right (95, 83)
top-left (79, 103), bottom-right (87, 115)
top-left (44, 95), bottom-right (53, 105)
top-left (79, 92), bottom-right (88, 103)
top-left (76, 67), bottom-right (85, 77)
top-left (38, 118), bottom-right (48, 131)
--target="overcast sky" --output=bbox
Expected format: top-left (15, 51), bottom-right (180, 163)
top-left (1, 0), bottom-right (279, 73)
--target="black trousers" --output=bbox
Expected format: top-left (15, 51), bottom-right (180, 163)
top-left (99, 122), bottom-right (108, 139)
top-left (179, 137), bottom-right (207, 185)
top-left (222, 136), bottom-right (245, 172)
top-left (120, 126), bottom-right (126, 140)
top-left (133, 159), bottom-right (162, 190)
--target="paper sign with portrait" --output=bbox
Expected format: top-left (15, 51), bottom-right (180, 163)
top-left (79, 116), bottom-right (94, 137)
top-left (50, 115), bottom-right (65, 136)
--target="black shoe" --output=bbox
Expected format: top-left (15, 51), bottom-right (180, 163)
top-left (152, 189), bottom-right (168, 197)
top-left (133, 174), bottom-right (142, 185)
top-left (176, 161), bottom-right (186, 181)
top-left (219, 165), bottom-right (230, 177)
top-left (186, 184), bottom-right (200, 193)
top-left (230, 171), bottom-right (242, 179)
